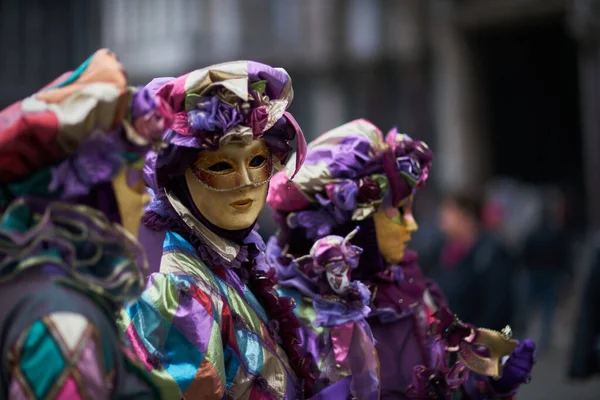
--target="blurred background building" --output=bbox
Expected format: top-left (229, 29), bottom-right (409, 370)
top-left (1, 0), bottom-right (600, 397)
top-left (2, 0), bottom-right (599, 232)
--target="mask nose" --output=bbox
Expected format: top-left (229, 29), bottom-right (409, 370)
top-left (238, 163), bottom-right (253, 186)
top-left (404, 213), bottom-right (419, 233)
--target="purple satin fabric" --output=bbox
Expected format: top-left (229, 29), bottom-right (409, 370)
top-left (137, 225), bottom-right (166, 276)
top-left (309, 376), bottom-right (352, 400)
top-left (370, 317), bottom-right (427, 399)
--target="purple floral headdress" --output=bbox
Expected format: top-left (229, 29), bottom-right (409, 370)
top-left (142, 61), bottom-right (306, 219)
top-left (267, 119), bottom-right (432, 240)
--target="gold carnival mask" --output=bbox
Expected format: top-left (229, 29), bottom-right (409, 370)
top-left (373, 196), bottom-right (418, 264)
top-left (111, 159), bottom-right (151, 236)
top-left (185, 140), bottom-right (271, 230)
top-left (458, 326), bottom-right (519, 379)
top-left (430, 305), bottom-right (520, 380)
top-left (189, 139), bottom-right (273, 191)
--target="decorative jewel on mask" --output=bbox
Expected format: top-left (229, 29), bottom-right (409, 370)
top-left (240, 101), bottom-right (251, 116)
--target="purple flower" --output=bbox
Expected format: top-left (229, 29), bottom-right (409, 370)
top-left (406, 366), bottom-right (453, 400)
top-left (131, 88), bottom-right (174, 142)
top-left (357, 177), bottom-right (382, 203)
top-left (288, 210), bottom-right (335, 240)
top-left (188, 97), bottom-right (220, 132)
top-left (215, 100), bottom-right (243, 132)
top-left (431, 306), bottom-right (476, 352)
top-left (325, 180), bottom-right (358, 211)
top-left (187, 96), bottom-right (243, 133)
top-left (406, 354), bottom-right (466, 400)
top-left (49, 135), bottom-right (124, 198)
top-left (247, 105), bottom-right (269, 137)
top-left (131, 86), bottom-right (157, 119)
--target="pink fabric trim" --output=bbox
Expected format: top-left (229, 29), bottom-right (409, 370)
top-left (8, 379), bottom-right (28, 400)
top-left (76, 336), bottom-right (108, 400)
top-left (124, 323), bottom-right (154, 371)
top-left (330, 322), bottom-right (355, 365)
top-left (55, 376), bottom-right (82, 399)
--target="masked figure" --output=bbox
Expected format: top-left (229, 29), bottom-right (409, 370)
top-left (0, 49), bottom-right (172, 399)
top-left (267, 119), bottom-right (536, 399)
top-left (119, 61), bottom-right (316, 399)
top-left (268, 228), bottom-right (379, 399)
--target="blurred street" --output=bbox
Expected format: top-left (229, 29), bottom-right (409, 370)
top-left (519, 239), bottom-right (600, 399)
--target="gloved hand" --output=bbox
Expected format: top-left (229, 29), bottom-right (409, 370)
top-left (491, 339), bottom-right (536, 393)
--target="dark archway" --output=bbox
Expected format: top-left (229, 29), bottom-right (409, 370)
top-left (471, 19), bottom-right (584, 227)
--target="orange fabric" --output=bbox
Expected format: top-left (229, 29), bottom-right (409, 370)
top-left (183, 358), bottom-right (226, 399)
top-left (36, 49), bottom-right (127, 104)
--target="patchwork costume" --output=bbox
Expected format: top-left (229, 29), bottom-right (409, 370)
top-left (119, 61), bottom-right (318, 399)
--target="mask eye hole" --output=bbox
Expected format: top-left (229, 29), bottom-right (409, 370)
top-left (208, 161), bottom-right (233, 172)
top-left (398, 206), bottom-right (406, 218)
top-left (249, 155), bottom-right (267, 168)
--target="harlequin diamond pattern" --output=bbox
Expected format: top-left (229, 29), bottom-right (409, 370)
top-left (9, 312), bottom-right (109, 399)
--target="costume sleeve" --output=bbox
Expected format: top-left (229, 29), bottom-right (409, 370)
top-left (6, 311), bottom-right (159, 399)
top-left (120, 273), bottom-right (227, 400)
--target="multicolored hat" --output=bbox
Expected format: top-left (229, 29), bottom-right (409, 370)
top-left (267, 118), bottom-right (432, 239)
top-left (141, 61), bottom-right (306, 216)
top-left (0, 48), bottom-right (172, 205)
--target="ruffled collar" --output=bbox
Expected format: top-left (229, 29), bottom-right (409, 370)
top-left (312, 281), bottom-right (371, 327)
top-left (266, 237), bottom-right (371, 327)
top-left (0, 198), bottom-right (146, 309)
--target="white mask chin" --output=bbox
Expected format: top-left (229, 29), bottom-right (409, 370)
top-left (326, 270), bottom-right (350, 295)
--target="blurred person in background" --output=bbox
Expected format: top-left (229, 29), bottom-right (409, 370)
top-left (429, 192), bottom-right (516, 331)
top-left (568, 233), bottom-right (600, 379)
top-left (521, 188), bottom-right (571, 353)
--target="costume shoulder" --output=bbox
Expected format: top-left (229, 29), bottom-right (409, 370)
top-left (2, 280), bottom-right (160, 399)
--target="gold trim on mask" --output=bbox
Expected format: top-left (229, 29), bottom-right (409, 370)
top-left (189, 140), bottom-right (274, 192)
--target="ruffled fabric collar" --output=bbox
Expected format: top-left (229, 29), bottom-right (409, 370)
top-left (266, 237), bottom-right (371, 327)
top-left (0, 198), bottom-right (146, 309)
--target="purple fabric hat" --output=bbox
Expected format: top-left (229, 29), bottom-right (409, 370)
top-left (267, 119), bottom-right (432, 240)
